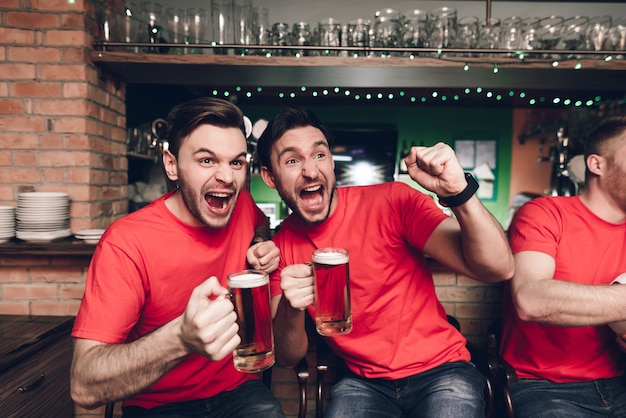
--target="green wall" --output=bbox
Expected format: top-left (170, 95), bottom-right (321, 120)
top-left (240, 104), bottom-right (513, 224)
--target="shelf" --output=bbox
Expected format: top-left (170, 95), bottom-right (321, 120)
top-left (92, 50), bottom-right (626, 91)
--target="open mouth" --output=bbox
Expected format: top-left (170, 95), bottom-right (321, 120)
top-left (300, 184), bottom-right (324, 208)
top-left (205, 192), bottom-right (231, 212)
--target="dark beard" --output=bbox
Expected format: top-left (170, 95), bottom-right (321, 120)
top-left (278, 186), bottom-right (336, 227)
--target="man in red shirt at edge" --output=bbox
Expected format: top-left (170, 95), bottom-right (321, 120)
top-left (256, 107), bottom-right (514, 417)
top-left (500, 116), bottom-right (626, 418)
top-left (70, 97), bottom-right (285, 417)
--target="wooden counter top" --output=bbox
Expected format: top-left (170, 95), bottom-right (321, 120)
top-left (0, 238), bottom-right (96, 256)
top-left (0, 315), bottom-right (74, 374)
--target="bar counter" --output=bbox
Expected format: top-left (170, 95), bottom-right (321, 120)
top-left (0, 238), bottom-right (97, 256)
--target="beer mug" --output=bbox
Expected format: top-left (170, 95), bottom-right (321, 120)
top-left (312, 247), bottom-right (352, 336)
top-left (228, 269), bottom-right (275, 372)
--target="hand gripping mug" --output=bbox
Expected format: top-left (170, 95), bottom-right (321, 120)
top-left (228, 269), bottom-right (275, 372)
top-left (312, 247), bottom-right (352, 336)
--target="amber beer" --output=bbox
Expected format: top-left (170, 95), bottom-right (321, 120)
top-left (228, 270), bottom-right (275, 372)
top-left (312, 248), bottom-right (352, 336)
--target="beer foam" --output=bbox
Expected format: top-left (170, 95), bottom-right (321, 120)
top-left (228, 272), bottom-right (268, 288)
top-left (312, 251), bottom-right (348, 265)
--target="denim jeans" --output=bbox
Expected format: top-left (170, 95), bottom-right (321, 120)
top-left (510, 376), bottom-right (626, 418)
top-left (121, 381), bottom-right (285, 418)
top-left (325, 361), bottom-right (486, 418)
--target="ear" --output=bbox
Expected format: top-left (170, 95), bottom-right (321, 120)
top-left (260, 166), bottom-right (277, 189)
top-left (586, 154), bottom-right (604, 176)
top-left (162, 149), bottom-right (179, 181)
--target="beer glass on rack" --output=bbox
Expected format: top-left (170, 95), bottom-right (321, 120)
top-left (455, 16), bottom-right (479, 56)
top-left (251, 6), bottom-right (271, 56)
top-left (500, 16), bottom-right (523, 53)
top-left (119, 2), bottom-right (140, 52)
top-left (211, 0), bottom-right (234, 54)
top-left (428, 6), bottom-right (457, 55)
top-left (312, 247), bottom-right (352, 336)
top-left (185, 8), bottom-right (207, 54)
top-left (401, 9), bottom-right (428, 55)
top-left (318, 18), bottom-right (342, 56)
top-left (234, 0), bottom-right (253, 54)
top-left (347, 18), bottom-right (371, 56)
top-left (585, 16), bottom-right (612, 55)
top-left (607, 17), bottom-right (626, 58)
top-left (166, 8), bottom-right (185, 54)
top-left (292, 22), bottom-right (313, 56)
top-left (532, 16), bottom-right (564, 57)
top-left (373, 8), bottom-right (401, 56)
top-left (140, 1), bottom-right (164, 52)
top-left (228, 269), bottom-right (275, 372)
top-left (557, 16), bottom-right (589, 58)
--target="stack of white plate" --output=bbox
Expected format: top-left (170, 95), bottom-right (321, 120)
top-left (15, 192), bottom-right (71, 243)
top-left (0, 206), bottom-right (16, 243)
top-left (74, 229), bottom-right (105, 244)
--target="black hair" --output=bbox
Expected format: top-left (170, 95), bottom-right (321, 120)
top-left (166, 97), bottom-right (246, 158)
top-left (257, 108), bottom-right (334, 172)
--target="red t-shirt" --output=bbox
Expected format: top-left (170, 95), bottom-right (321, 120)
top-left (271, 182), bottom-right (470, 380)
top-left (72, 190), bottom-right (265, 409)
top-left (502, 196), bottom-right (626, 382)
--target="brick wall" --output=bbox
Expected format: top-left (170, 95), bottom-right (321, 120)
top-left (0, 0), bottom-right (128, 231)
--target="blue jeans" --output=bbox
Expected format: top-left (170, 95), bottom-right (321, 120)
top-left (510, 376), bottom-right (626, 418)
top-left (325, 361), bottom-right (486, 418)
top-left (121, 381), bottom-right (285, 418)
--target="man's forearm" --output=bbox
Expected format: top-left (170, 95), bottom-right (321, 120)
top-left (71, 316), bottom-right (189, 409)
top-left (272, 296), bottom-right (308, 367)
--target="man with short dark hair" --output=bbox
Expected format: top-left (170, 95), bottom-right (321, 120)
top-left (71, 97), bottom-right (284, 417)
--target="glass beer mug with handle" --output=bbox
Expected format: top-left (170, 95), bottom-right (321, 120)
top-left (228, 269), bottom-right (275, 372)
top-left (312, 247), bottom-right (352, 336)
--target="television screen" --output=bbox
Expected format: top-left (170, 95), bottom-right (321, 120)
top-left (329, 125), bottom-right (398, 187)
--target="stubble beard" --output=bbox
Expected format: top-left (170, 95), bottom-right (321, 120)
top-left (178, 174), bottom-right (236, 229)
top-left (278, 184), bottom-right (336, 227)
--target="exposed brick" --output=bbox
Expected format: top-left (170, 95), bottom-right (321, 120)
top-left (39, 150), bottom-right (91, 167)
top-left (42, 167), bottom-right (66, 183)
top-left (31, 300), bottom-right (80, 316)
top-left (0, 302), bottom-right (30, 315)
top-left (14, 151), bottom-right (36, 166)
top-left (12, 81), bottom-right (63, 98)
top-left (34, 98), bottom-right (96, 117)
top-left (44, 29), bottom-right (90, 47)
top-left (8, 46), bottom-right (61, 63)
top-left (0, 152), bottom-right (12, 165)
top-left (3, 283), bottom-right (58, 299)
top-left (0, 167), bottom-right (41, 183)
top-left (67, 167), bottom-right (91, 183)
top-left (0, 27), bottom-right (36, 44)
top-left (0, 63), bottom-right (37, 81)
top-left (0, 99), bottom-right (26, 114)
top-left (0, 116), bottom-right (46, 132)
top-left (63, 82), bottom-right (89, 98)
top-left (60, 283), bottom-right (86, 299)
top-left (0, 133), bottom-right (39, 148)
top-left (30, 0), bottom-right (85, 12)
top-left (5, 12), bottom-right (60, 29)
top-left (41, 133), bottom-right (64, 148)
top-left (0, 268), bottom-right (28, 282)
top-left (38, 63), bottom-right (88, 81)
top-left (51, 117), bottom-right (88, 133)
top-left (60, 46), bottom-right (89, 63)
top-left (0, 81), bottom-right (9, 96)
top-left (436, 286), bottom-right (486, 303)
top-left (432, 271), bottom-right (457, 286)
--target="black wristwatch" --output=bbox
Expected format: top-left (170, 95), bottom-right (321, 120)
top-left (438, 173), bottom-right (479, 208)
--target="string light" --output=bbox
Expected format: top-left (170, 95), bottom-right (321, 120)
top-left (203, 84), bottom-right (618, 109)
top-left (463, 62), bottom-right (469, 71)
top-left (493, 64), bottom-right (499, 74)
top-left (574, 61), bottom-right (582, 70)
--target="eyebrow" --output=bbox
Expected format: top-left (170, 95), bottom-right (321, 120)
top-left (193, 148), bottom-right (248, 160)
top-left (276, 139), bottom-right (329, 160)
